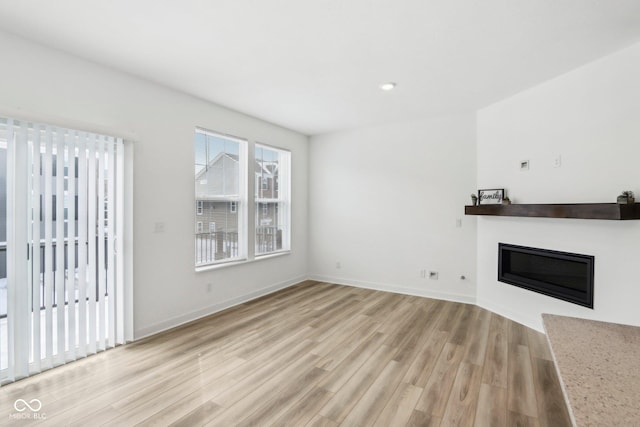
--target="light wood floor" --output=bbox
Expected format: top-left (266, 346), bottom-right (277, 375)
top-left (0, 281), bottom-right (572, 426)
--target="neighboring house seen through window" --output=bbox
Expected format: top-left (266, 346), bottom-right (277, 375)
top-left (194, 129), bottom-right (246, 266)
top-left (255, 144), bottom-right (290, 256)
top-left (194, 129), bottom-right (290, 267)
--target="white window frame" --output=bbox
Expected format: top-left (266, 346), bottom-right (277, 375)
top-left (194, 128), bottom-right (247, 268)
top-left (194, 130), bottom-right (291, 270)
top-left (209, 222), bottom-right (216, 233)
top-left (196, 200), bottom-right (203, 215)
top-left (255, 143), bottom-right (291, 257)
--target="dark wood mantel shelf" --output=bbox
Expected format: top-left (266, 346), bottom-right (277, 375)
top-left (465, 203), bottom-right (640, 220)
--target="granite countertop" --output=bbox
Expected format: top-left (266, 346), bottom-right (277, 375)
top-left (542, 314), bottom-right (640, 427)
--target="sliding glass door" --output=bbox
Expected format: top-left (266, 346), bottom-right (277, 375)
top-left (0, 117), bottom-right (128, 385)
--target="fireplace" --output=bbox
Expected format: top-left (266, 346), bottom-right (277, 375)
top-left (498, 243), bottom-right (594, 308)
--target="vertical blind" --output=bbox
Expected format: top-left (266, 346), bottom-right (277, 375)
top-left (0, 117), bottom-right (128, 385)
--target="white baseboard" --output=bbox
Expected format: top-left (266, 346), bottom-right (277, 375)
top-left (134, 274), bottom-right (543, 342)
top-left (134, 275), bottom-right (308, 340)
top-left (311, 275), bottom-right (546, 332)
top-left (309, 274), bottom-right (476, 305)
top-left (476, 297), bottom-right (545, 333)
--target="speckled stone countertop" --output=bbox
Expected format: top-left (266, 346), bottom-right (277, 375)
top-left (542, 314), bottom-right (640, 427)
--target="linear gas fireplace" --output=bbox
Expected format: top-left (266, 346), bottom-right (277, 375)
top-left (498, 243), bottom-right (594, 308)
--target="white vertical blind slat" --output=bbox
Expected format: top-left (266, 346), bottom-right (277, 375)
top-left (31, 126), bottom-right (42, 373)
top-left (25, 126), bottom-right (34, 367)
top-left (77, 134), bottom-right (88, 357)
top-left (115, 139), bottom-right (125, 344)
top-left (106, 140), bottom-right (116, 348)
top-left (6, 121), bottom-right (30, 381)
top-left (55, 130), bottom-right (66, 362)
top-left (5, 119), bottom-right (15, 382)
top-left (0, 120), bottom-right (7, 381)
top-left (87, 134), bottom-right (97, 356)
top-left (43, 126), bottom-right (54, 368)
top-left (97, 138), bottom-right (106, 351)
top-left (67, 133), bottom-right (77, 360)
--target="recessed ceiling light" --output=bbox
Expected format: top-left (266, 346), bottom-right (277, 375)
top-left (380, 82), bottom-right (397, 91)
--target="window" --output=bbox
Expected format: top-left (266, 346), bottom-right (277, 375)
top-left (194, 130), bottom-right (290, 267)
top-left (194, 129), bottom-right (246, 266)
top-left (255, 144), bottom-right (290, 255)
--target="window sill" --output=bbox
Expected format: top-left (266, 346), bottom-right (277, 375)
top-left (255, 250), bottom-right (291, 261)
top-left (195, 250), bottom-right (291, 273)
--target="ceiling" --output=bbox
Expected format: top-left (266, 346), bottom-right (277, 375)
top-left (0, 1), bottom-right (639, 136)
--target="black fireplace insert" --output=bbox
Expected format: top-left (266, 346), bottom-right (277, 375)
top-left (498, 243), bottom-right (594, 308)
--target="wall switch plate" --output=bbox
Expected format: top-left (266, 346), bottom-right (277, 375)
top-left (553, 155), bottom-right (562, 168)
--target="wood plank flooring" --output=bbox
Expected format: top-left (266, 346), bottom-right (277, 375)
top-left (0, 281), bottom-right (572, 426)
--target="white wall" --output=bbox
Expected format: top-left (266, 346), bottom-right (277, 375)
top-left (309, 114), bottom-right (477, 302)
top-left (0, 31), bottom-right (309, 338)
top-left (476, 42), bottom-right (640, 331)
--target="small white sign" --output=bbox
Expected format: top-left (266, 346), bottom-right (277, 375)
top-left (478, 189), bottom-right (504, 205)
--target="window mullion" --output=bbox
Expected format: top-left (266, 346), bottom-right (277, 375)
top-left (246, 140), bottom-right (255, 260)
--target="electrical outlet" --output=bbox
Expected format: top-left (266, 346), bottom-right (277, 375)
top-left (553, 155), bottom-right (562, 168)
top-left (336, 261), bottom-right (341, 269)
top-left (456, 218), bottom-right (462, 228)
top-left (429, 271), bottom-right (439, 280)
top-left (420, 269), bottom-right (426, 278)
